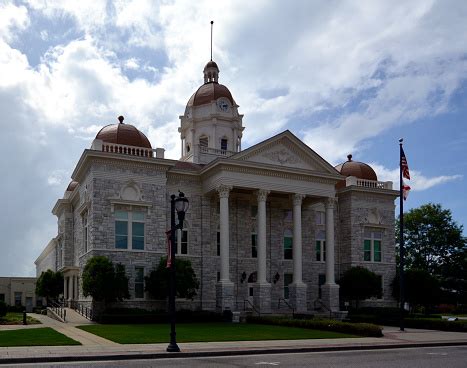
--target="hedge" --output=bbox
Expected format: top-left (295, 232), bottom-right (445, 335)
top-left (99, 309), bottom-right (225, 324)
top-left (247, 316), bottom-right (383, 337)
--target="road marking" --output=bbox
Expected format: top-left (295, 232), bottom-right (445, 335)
top-left (255, 362), bottom-right (280, 366)
top-left (427, 352), bottom-right (448, 356)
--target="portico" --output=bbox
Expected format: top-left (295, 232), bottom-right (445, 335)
top-left (200, 130), bottom-right (344, 313)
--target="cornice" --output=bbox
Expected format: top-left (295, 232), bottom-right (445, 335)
top-left (201, 160), bottom-right (342, 185)
top-left (34, 237), bottom-right (57, 265)
top-left (52, 199), bottom-right (71, 216)
top-left (337, 185), bottom-right (399, 198)
top-left (71, 149), bottom-right (177, 183)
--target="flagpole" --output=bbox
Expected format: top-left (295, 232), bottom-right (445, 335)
top-left (399, 138), bottom-right (405, 332)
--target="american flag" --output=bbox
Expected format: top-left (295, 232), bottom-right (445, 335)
top-left (402, 181), bottom-right (411, 201)
top-left (401, 147), bottom-right (410, 180)
top-left (166, 230), bottom-right (172, 268)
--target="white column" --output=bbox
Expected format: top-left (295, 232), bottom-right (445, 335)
top-left (217, 185), bottom-right (232, 282)
top-left (293, 194), bottom-right (306, 285)
top-left (71, 276), bottom-right (75, 300)
top-left (325, 197), bottom-right (337, 285)
top-left (257, 189), bottom-right (270, 284)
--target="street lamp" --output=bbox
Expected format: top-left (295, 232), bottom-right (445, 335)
top-left (167, 191), bottom-right (189, 353)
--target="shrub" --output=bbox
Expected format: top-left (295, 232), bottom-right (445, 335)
top-left (247, 316), bottom-right (383, 337)
top-left (0, 301), bottom-right (7, 318)
top-left (339, 267), bottom-right (382, 308)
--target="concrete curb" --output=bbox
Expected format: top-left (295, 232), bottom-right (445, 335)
top-left (1, 341), bottom-right (467, 365)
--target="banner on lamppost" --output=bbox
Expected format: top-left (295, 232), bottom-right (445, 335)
top-left (166, 230), bottom-right (172, 268)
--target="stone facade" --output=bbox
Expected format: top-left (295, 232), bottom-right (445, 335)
top-left (35, 60), bottom-right (399, 315)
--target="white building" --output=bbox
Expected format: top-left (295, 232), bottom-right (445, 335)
top-left (35, 60), bottom-right (398, 314)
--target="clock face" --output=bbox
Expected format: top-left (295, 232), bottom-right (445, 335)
top-left (217, 99), bottom-right (229, 112)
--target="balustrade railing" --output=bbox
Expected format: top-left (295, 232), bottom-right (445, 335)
top-left (49, 300), bottom-right (66, 322)
top-left (345, 176), bottom-right (393, 189)
top-left (70, 300), bottom-right (94, 321)
top-left (243, 299), bottom-right (261, 317)
top-left (101, 142), bottom-right (153, 157)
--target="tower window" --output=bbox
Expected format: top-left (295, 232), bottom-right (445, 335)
top-left (199, 136), bottom-right (208, 148)
top-left (220, 138), bottom-right (228, 151)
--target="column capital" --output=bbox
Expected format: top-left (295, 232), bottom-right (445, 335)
top-left (256, 189), bottom-right (270, 202)
top-left (325, 197), bottom-right (337, 209)
top-left (217, 185), bottom-right (233, 198)
top-left (293, 193), bottom-right (306, 206)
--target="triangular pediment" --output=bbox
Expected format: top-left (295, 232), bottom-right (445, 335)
top-left (230, 130), bottom-right (341, 176)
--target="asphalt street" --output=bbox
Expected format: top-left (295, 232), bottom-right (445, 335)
top-left (4, 346), bottom-right (467, 368)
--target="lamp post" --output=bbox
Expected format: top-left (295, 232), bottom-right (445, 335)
top-left (167, 192), bottom-right (189, 353)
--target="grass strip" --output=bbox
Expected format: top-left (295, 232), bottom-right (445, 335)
top-left (0, 312), bottom-right (41, 325)
top-left (0, 327), bottom-right (81, 347)
top-left (78, 322), bottom-right (358, 344)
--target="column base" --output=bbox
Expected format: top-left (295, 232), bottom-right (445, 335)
top-left (289, 283), bottom-right (307, 313)
top-left (216, 281), bottom-right (235, 312)
top-left (321, 283), bottom-right (340, 312)
top-left (253, 282), bottom-right (271, 313)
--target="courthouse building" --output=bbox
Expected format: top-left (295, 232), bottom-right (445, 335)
top-left (35, 60), bottom-right (398, 314)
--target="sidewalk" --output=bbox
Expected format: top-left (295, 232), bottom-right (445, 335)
top-left (1, 316), bottom-right (466, 364)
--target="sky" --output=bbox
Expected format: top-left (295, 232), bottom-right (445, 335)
top-left (1, 0), bottom-right (466, 276)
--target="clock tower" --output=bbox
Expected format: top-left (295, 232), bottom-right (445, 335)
top-left (179, 60), bottom-right (244, 164)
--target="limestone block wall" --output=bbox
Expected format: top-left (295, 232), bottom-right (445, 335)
top-left (337, 189), bottom-right (397, 306)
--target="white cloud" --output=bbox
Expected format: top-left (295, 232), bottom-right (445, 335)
top-left (371, 163), bottom-right (463, 191)
top-left (0, 2), bottom-right (29, 42)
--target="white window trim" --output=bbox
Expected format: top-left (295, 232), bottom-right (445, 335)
top-left (134, 266), bottom-right (145, 300)
top-left (176, 228), bottom-right (189, 255)
top-left (363, 229), bottom-right (383, 262)
top-left (115, 210), bottom-right (146, 250)
top-left (315, 239), bottom-right (326, 262)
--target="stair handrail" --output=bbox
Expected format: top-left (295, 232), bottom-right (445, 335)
top-left (243, 299), bottom-right (261, 317)
top-left (278, 298), bottom-right (295, 317)
top-left (314, 298), bottom-right (332, 319)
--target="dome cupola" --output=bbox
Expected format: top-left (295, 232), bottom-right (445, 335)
top-left (95, 116), bottom-right (152, 149)
top-left (334, 154), bottom-right (377, 181)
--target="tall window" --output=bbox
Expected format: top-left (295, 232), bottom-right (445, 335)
top-left (199, 136), bottom-right (208, 148)
top-left (283, 229), bottom-right (293, 259)
top-left (115, 210), bottom-right (145, 250)
top-left (175, 229), bottom-right (188, 255)
top-left (0, 294), bottom-right (4, 302)
top-left (283, 273), bottom-right (293, 299)
top-left (251, 205), bottom-right (258, 219)
top-left (283, 209), bottom-right (293, 222)
top-left (14, 292), bottom-right (22, 307)
top-left (216, 231), bottom-right (220, 256)
top-left (251, 233), bottom-right (257, 258)
top-left (315, 230), bottom-right (326, 262)
top-left (363, 228), bottom-right (382, 262)
top-left (315, 211), bottom-right (325, 225)
top-left (220, 138), bottom-right (228, 151)
top-left (83, 214), bottom-right (88, 253)
top-left (134, 267), bottom-right (144, 299)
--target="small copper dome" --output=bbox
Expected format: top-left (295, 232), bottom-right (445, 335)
top-left (186, 83), bottom-right (234, 107)
top-left (335, 154), bottom-right (377, 181)
top-left (95, 117), bottom-right (152, 149)
top-left (204, 60), bottom-right (219, 70)
top-left (66, 180), bottom-right (79, 192)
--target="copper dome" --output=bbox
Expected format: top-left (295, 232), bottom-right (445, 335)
top-left (95, 119), bottom-right (152, 149)
top-left (186, 82), bottom-right (234, 107)
top-left (66, 180), bottom-right (79, 192)
top-left (335, 154), bottom-right (377, 181)
top-left (204, 60), bottom-right (219, 70)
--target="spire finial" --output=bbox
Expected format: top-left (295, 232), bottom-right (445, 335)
top-left (210, 21), bottom-right (214, 61)
top-left (347, 154), bottom-right (352, 161)
top-left (118, 115), bottom-right (124, 124)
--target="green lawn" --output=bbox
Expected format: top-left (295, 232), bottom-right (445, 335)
top-left (78, 323), bottom-right (358, 344)
top-left (0, 327), bottom-right (80, 347)
top-left (0, 312), bottom-right (41, 325)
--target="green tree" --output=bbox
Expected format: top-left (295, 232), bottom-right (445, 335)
top-left (392, 269), bottom-right (441, 312)
top-left (145, 257), bottom-right (199, 300)
top-left (35, 270), bottom-right (64, 304)
top-left (396, 203), bottom-right (466, 275)
top-left (338, 266), bottom-right (382, 309)
top-left (82, 256), bottom-right (130, 303)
